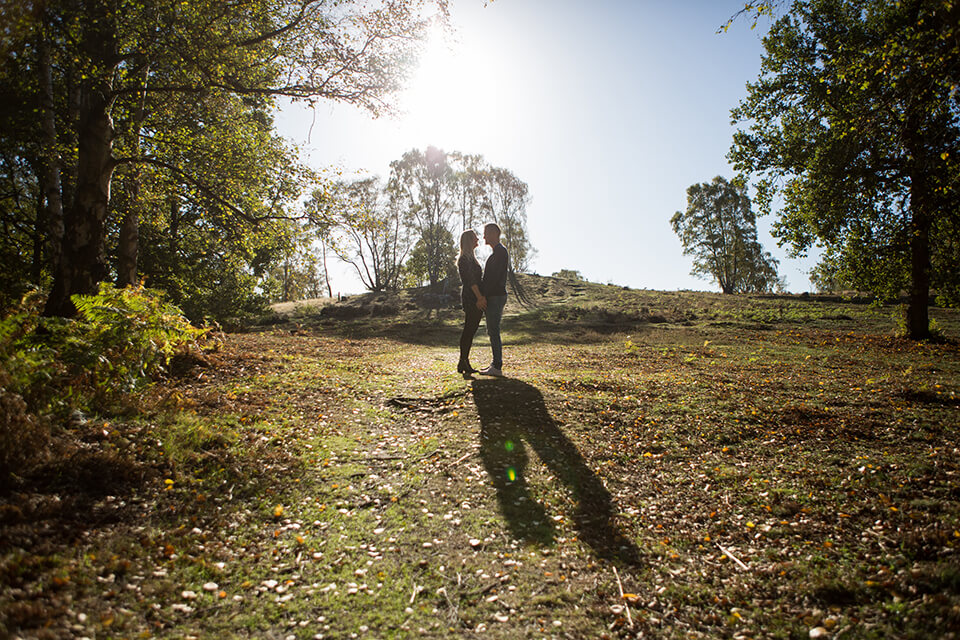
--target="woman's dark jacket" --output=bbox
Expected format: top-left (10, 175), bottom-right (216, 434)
top-left (458, 255), bottom-right (483, 310)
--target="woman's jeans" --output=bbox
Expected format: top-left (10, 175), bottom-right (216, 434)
top-left (485, 295), bottom-right (507, 369)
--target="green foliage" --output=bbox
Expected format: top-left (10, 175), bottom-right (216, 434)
top-left (0, 284), bottom-right (210, 422)
top-left (386, 147), bottom-right (535, 289)
top-left (729, 0), bottom-right (960, 337)
top-left (1, 0), bottom-right (442, 317)
top-left (0, 290), bottom-right (64, 413)
top-left (403, 224), bottom-right (457, 289)
top-left (0, 290), bottom-right (55, 478)
top-left (0, 281), bottom-right (217, 481)
top-left (671, 176), bottom-right (785, 294)
top-left (69, 282), bottom-right (210, 393)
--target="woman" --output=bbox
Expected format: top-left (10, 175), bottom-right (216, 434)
top-left (457, 229), bottom-right (486, 377)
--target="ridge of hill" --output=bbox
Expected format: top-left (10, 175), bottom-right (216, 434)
top-left (266, 273), bottom-right (960, 339)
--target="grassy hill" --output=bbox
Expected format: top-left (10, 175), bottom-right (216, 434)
top-left (270, 273), bottom-right (960, 339)
top-left (2, 276), bottom-right (958, 638)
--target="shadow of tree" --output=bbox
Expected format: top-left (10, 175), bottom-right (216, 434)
top-left (472, 378), bottom-right (641, 567)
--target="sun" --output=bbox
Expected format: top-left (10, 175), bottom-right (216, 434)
top-left (399, 26), bottom-right (502, 146)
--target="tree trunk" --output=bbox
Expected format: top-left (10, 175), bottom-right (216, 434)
top-left (116, 66), bottom-right (150, 288)
top-left (44, 83), bottom-right (116, 316)
top-left (32, 189), bottom-right (44, 283)
top-left (61, 78), bottom-right (81, 216)
top-left (908, 175), bottom-right (931, 340)
top-left (322, 240), bottom-right (332, 298)
top-left (116, 204), bottom-right (139, 287)
top-left (903, 103), bottom-right (932, 340)
top-left (44, 1), bottom-right (117, 316)
top-left (38, 31), bottom-right (63, 277)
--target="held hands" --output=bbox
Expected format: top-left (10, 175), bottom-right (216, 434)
top-left (476, 295), bottom-right (487, 311)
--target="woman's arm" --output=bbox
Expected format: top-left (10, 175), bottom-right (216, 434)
top-left (472, 284), bottom-right (487, 310)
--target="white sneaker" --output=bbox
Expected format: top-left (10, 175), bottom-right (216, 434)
top-left (480, 365), bottom-right (503, 377)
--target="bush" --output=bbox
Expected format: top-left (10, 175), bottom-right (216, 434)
top-left (552, 269), bottom-right (584, 282)
top-left (69, 282), bottom-right (211, 396)
top-left (0, 386), bottom-right (50, 484)
top-left (0, 284), bottom-right (212, 481)
top-left (0, 289), bottom-right (62, 413)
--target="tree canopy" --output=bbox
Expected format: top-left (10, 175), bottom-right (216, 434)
top-left (310, 146), bottom-right (535, 292)
top-left (308, 147), bottom-right (534, 293)
top-left (729, 0), bottom-right (960, 338)
top-left (671, 176), bottom-right (784, 294)
top-left (0, 0), bottom-right (443, 317)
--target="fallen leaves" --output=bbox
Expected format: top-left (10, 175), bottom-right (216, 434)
top-left (4, 313), bottom-right (960, 639)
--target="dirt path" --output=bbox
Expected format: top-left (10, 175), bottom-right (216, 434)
top-left (192, 332), bottom-right (645, 638)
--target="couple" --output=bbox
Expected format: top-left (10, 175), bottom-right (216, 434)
top-left (457, 223), bottom-right (508, 379)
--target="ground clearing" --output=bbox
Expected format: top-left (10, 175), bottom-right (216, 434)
top-left (2, 280), bottom-right (959, 638)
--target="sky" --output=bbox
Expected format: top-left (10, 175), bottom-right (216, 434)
top-left (274, 0), bottom-right (818, 295)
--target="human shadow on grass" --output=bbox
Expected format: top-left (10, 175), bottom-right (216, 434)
top-left (472, 378), bottom-right (641, 567)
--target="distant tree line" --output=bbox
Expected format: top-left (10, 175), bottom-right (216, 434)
top-left (305, 146), bottom-right (535, 293)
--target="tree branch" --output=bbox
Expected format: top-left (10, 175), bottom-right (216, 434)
top-left (113, 155), bottom-right (294, 225)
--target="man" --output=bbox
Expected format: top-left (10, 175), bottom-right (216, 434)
top-left (480, 223), bottom-right (508, 377)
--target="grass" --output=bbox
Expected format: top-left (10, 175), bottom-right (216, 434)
top-left (1, 276), bottom-right (959, 638)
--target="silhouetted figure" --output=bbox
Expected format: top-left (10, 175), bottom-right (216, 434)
top-left (456, 229), bottom-right (485, 377)
top-left (472, 378), bottom-right (641, 566)
top-left (478, 223), bottom-right (508, 377)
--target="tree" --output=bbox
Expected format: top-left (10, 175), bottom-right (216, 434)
top-left (259, 220), bottom-right (327, 303)
top-left (552, 269), bottom-right (584, 281)
top-left (388, 146), bottom-right (455, 289)
top-left (404, 223), bottom-right (456, 289)
top-left (448, 152), bottom-right (485, 233)
top-left (72, 80), bottom-right (311, 319)
top-left (478, 166), bottom-right (536, 272)
top-left (729, 0), bottom-right (960, 338)
top-left (671, 176), bottom-right (784, 294)
top-left (319, 147), bottom-right (536, 294)
top-left (0, 0), bottom-right (442, 316)
top-left (309, 177), bottom-right (410, 292)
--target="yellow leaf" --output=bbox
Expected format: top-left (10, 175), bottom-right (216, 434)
top-left (274, 504), bottom-right (284, 518)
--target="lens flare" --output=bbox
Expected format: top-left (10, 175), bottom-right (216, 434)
top-left (506, 467), bottom-right (517, 482)
top-left (504, 440), bottom-right (515, 452)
